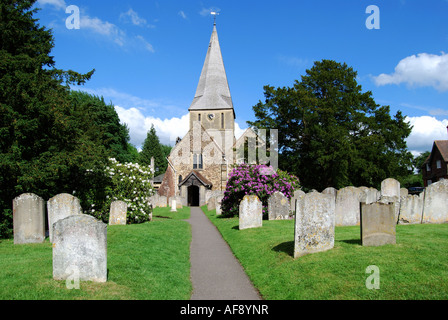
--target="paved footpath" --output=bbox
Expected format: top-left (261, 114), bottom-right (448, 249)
top-left (188, 207), bottom-right (262, 300)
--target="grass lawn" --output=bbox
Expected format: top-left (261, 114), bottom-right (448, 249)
top-left (0, 206), bottom-right (192, 300)
top-left (202, 205), bottom-right (448, 300)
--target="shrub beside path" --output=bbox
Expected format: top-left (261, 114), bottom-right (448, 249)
top-left (188, 207), bottom-right (262, 300)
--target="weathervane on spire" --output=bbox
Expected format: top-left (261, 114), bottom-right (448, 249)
top-left (210, 11), bottom-right (219, 25)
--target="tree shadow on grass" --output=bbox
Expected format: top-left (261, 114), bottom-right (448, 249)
top-left (272, 241), bottom-right (294, 257)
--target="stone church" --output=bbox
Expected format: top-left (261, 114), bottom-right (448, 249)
top-left (157, 22), bottom-right (243, 207)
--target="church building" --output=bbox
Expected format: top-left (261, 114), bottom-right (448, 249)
top-left (157, 22), bottom-right (238, 206)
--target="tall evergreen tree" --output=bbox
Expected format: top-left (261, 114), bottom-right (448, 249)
top-left (139, 125), bottom-right (166, 176)
top-left (248, 60), bottom-right (413, 191)
top-left (0, 0), bottom-right (98, 237)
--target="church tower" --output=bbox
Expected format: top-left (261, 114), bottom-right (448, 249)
top-left (157, 21), bottom-right (236, 206)
top-left (188, 22), bottom-right (235, 136)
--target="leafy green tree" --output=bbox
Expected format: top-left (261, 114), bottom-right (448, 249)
top-left (0, 0), bottom-right (98, 237)
top-left (139, 124), bottom-right (166, 176)
top-left (248, 60), bottom-right (413, 191)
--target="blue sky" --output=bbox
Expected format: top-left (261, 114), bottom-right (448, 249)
top-left (34, 0), bottom-right (448, 154)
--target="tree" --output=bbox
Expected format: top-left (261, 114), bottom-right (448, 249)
top-left (0, 0), bottom-right (97, 237)
top-left (69, 91), bottom-right (136, 163)
top-left (248, 60), bottom-right (413, 191)
top-left (139, 124), bottom-right (166, 176)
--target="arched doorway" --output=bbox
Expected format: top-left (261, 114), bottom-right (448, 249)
top-left (188, 185), bottom-right (200, 207)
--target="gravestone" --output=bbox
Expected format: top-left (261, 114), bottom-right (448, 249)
top-left (207, 196), bottom-right (216, 211)
top-left (360, 202), bottom-right (396, 246)
top-left (48, 193), bottom-right (82, 242)
top-left (294, 192), bottom-right (335, 258)
top-left (268, 191), bottom-right (290, 220)
top-left (13, 193), bottom-right (46, 244)
top-left (335, 187), bottom-right (362, 226)
top-left (53, 214), bottom-right (107, 283)
top-left (398, 192), bottom-right (424, 224)
top-left (290, 190), bottom-right (305, 213)
top-left (109, 201), bottom-right (127, 225)
top-left (422, 179), bottom-right (448, 224)
top-left (215, 195), bottom-right (224, 215)
top-left (380, 178), bottom-right (401, 222)
top-left (359, 187), bottom-right (380, 204)
top-left (171, 199), bottom-right (177, 212)
top-left (239, 195), bottom-right (262, 230)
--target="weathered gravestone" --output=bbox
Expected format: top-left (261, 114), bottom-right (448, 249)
top-left (359, 187), bottom-right (380, 204)
top-left (207, 196), bottom-right (216, 211)
top-left (239, 195), bottom-right (262, 230)
top-left (360, 202), bottom-right (396, 246)
top-left (13, 193), bottom-right (46, 244)
top-left (215, 195), bottom-right (224, 215)
top-left (53, 214), bottom-right (107, 283)
top-left (48, 193), bottom-right (82, 242)
top-left (335, 187), bottom-right (362, 226)
top-left (422, 179), bottom-right (448, 224)
top-left (290, 189), bottom-right (306, 213)
top-left (268, 191), bottom-right (290, 220)
top-left (109, 201), bottom-right (127, 225)
top-left (322, 187), bottom-right (337, 202)
top-left (380, 178), bottom-right (401, 222)
top-left (398, 192), bottom-right (424, 224)
top-left (294, 192), bottom-right (335, 258)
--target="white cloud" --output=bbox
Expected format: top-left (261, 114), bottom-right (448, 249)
top-left (136, 35), bottom-right (155, 53)
top-left (37, 0), bottom-right (66, 10)
top-left (406, 116), bottom-right (448, 154)
top-left (373, 52), bottom-right (448, 91)
top-left (199, 7), bottom-right (221, 17)
top-left (178, 11), bottom-right (187, 19)
top-left (120, 8), bottom-right (155, 28)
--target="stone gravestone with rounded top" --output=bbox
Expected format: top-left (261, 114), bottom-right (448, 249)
top-left (361, 202), bottom-right (396, 246)
top-left (47, 193), bottom-right (82, 242)
top-left (13, 193), bottom-right (46, 244)
top-left (53, 214), bottom-right (107, 283)
top-left (239, 195), bottom-right (262, 230)
top-left (268, 191), bottom-right (290, 220)
top-left (294, 192), bottom-right (335, 258)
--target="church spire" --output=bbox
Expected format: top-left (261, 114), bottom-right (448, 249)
top-left (189, 23), bottom-right (234, 112)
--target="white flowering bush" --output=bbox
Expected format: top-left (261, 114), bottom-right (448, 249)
top-left (84, 158), bottom-right (155, 224)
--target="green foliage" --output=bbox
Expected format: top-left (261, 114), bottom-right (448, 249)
top-left (248, 60), bottom-right (413, 191)
top-left (139, 124), bottom-right (167, 176)
top-left (221, 164), bottom-right (300, 217)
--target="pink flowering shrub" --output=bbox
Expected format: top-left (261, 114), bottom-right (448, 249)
top-left (221, 164), bottom-right (300, 217)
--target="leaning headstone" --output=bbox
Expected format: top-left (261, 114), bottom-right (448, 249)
top-left (47, 193), bottom-right (82, 241)
top-left (13, 193), bottom-right (46, 244)
top-left (335, 187), bottom-right (362, 226)
top-left (239, 195), bottom-right (262, 230)
top-left (361, 202), bottom-right (396, 246)
top-left (294, 192), bottom-right (335, 258)
top-left (109, 201), bottom-right (127, 225)
top-left (422, 179), bottom-right (448, 224)
top-left (53, 214), bottom-right (107, 283)
top-left (398, 192), bottom-right (424, 224)
top-left (268, 191), bottom-right (290, 220)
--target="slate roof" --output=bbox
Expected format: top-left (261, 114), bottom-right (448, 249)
top-left (189, 24), bottom-right (234, 112)
top-left (179, 170), bottom-right (213, 188)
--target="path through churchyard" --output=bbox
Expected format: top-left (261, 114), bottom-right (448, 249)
top-left (188, 207), bottom-right (261, 300)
